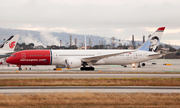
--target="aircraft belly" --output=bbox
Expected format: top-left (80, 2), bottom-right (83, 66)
top-left (51, 56), bottom-right (82, 65)
top-left (102, 56), bottom-right (133, 65)
top-left (100, 56), bottom-right (148, 65)
top-left (51, 56), bottom-right (65, 65)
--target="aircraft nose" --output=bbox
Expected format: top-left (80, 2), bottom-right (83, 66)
top-left (6, 57), bottom-right (11, 64)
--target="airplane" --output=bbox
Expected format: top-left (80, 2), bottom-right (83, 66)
top-left (0, 35), bottom-right (19, 59)
top-left (6, 27), bottom-right (165, 71)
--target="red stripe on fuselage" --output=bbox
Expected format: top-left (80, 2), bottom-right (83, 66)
top-left (6, 50), bottom-right (51, 65)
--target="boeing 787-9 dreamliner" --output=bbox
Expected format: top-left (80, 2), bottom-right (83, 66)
top-left (6, 27), bottom-right (165, 71)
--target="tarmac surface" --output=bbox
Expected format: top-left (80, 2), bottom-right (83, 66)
top-left (0, 59), bottom-right (180, 79)
top-left (0, 59), bottom-right (180, 73)
top-left (0, 86), bottom-right (179, 94)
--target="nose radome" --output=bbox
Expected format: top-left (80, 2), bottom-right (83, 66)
top-left (6, 57), bottom-right (11, 63)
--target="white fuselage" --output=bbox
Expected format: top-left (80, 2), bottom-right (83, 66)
top-left (51, 49), bottom-right (162, 66)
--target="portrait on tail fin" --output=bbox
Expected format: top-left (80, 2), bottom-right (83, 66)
top-left (149, 36), bottom-right (159, 52)
top-left (138, 27), bottom-right (165, 52)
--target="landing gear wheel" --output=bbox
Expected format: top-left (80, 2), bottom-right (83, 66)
top-left (124, 65), bottom-right (127, 68)
top-left (19, 67), bottom-right (22, 71)
top-left (90, 67), bottom-right (95, 71)
top-left (80, 67), bottom-right (85, 71)
top-left (80, 67), bottom-right (95, 71)
top-left (142, 63), bottom-right (145, 67)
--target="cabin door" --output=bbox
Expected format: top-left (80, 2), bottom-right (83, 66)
top-left (133, 53), bottom-right (138, 59)
top-left (54, 53), bottom-right (58, 59)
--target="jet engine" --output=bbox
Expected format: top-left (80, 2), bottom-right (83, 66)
top-left (65, 58), bottom-right (81, 68)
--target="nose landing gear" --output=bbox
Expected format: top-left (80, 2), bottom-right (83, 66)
top-left (19, 67), bottom-right (22, 71)
top-left (17, 65), bottom-right (22, 71)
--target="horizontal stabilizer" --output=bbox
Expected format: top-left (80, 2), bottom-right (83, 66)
top-left (147, 53), bottom-right (162, 56)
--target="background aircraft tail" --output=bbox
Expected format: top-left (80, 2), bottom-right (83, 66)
top-left (0, 35), bottom-right (19, 51)
top-left (138, 27), bottom-right (165, 52)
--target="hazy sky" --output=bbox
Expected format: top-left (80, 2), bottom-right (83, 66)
top-left (0, 0), bottom-right (180, 45)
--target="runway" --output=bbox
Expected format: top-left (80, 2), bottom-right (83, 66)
top-left (0, 74), bottom-right (180, 79)
top-left (0, 86), bottom-right (180, 94)
top-left (1, 59), bottom-right (180, 95)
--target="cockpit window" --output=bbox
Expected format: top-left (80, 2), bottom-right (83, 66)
top-left (11, 55), bottom-right (16, 57)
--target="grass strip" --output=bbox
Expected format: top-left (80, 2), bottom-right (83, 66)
top-left (0, 93), bottom-right (180, 107)
top-left (1, 78), bottom-right (180, 86)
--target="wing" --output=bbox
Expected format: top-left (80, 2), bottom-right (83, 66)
top-left (81, 50), bottom-right (135, 62)
top-left (0, 51), bottom-right (15, 59)
top-left (0, 55), bottom-right (10, 59)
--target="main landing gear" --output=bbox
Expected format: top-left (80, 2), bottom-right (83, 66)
top-left (138, 63), bottom-right (141, 68)
top-left (80, 62), bottom-right (95, 71)
top-left (142, 63), bottom-right (145, 67)
top-left (124, 65), bottom-right (127, 68)
top-left (80, 67), bottom-right (95, 71)
top-left (137, 63), bottom-right (146, 68)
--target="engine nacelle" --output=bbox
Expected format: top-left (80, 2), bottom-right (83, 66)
top-left (65, 58), bottom-right (81, 68)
